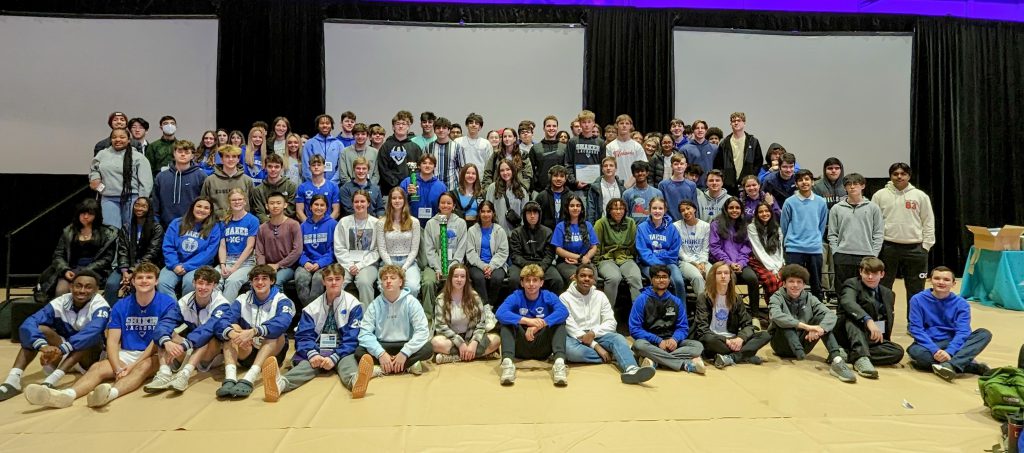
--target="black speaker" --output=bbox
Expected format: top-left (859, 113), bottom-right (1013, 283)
top-left (10, 298), bottom-right (45, 344)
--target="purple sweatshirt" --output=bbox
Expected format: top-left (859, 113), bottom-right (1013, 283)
top-left (709, 219), bottom-right (752, 267)
top-left (741, 193), bottom-right (781, 220)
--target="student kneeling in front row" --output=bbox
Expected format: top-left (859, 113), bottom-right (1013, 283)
top-left (907, 266), bottom-right (992, 381)
top-left (561, 264), bottom-right (655, 384)
top-left (262, 264), bottom-right (375, 401)
top-left (768, 264), bottom-right (857, 383)
top-left (496, 264), bottom-right (570, 386)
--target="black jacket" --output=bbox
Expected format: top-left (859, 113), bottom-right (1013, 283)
top-left (691, 293), bottom-right (756, 341)
top-left (509, 224), bottom-right (555, 272)
top-left (115, 222), bottom-right (165, 271)
top-left (36, 224), bottom-right (118, 300)
top-left (713, 132), bottom-right (763, 194)
top-left (529, 139), bottom-right (567, 191)
top-left (533, 188), bottom-right (569, 231)
top-left (837, 277), bottom-right (896, 340)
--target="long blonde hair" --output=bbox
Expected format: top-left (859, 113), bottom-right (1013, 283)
top-left (221, 188), bottom-right (249, 223)
top-left (281, 132), bottom-right (302, 170)
top-left (383, 187), bottom-right (412, 232)
top-left (439, 264), bottom-right (482, 326)
top-left (245, 126), bottom-right (267, 168)
top-left (704, 261), bottom-right (739, 310)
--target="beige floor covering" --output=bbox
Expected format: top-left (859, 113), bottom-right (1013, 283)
top-left (0, 279), bottom-right (1019, 452)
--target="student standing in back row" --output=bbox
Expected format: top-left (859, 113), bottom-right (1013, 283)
top-left (713, 112), bottom-right (762, 196)
top-left (780, 169), bottom-right (828, 300)
top-left (565, 110), bottom-right (606, 196)
top-left (872, 163), bottom-right (934, 316)
top-left (378, 110), bottom-right (423, 196)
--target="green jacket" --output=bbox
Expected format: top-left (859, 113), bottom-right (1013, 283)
top-left (594, 216), bottom-right (637, 265)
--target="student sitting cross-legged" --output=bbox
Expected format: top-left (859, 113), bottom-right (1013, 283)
top-left (628, 264), bottom-right (706, 374)
top-left (768, 264), bottom-right (857, 383)
top-left (1, 271), bottom-right (109, 402)
top-left (356, 265), bottom-right (432, 377)
top-left (142, 266), bottom-right (230, 393)
top-left (907, 266), bottom-right (992, 382)
top-left (215, 264), bottom-right (296, 399)
top-left (561, 264), bottom-right (655, 384)
top-left (495, 264), bottom-right (571, 386)
top-left (835, 257), bottom-right (905, 380)
top-left (262, 264), bottom-right (375, 401)
top-left (692, 262), bottom-right (771, 368)
top-left (25, 263), bottom-right (183, 408)
top-left (431, 264), bottom-right (502, 364)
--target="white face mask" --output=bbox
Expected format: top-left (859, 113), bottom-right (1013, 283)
top-left (161, 123), bottom-right (177, 135)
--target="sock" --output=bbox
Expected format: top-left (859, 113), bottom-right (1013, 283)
top-left (159, 364), bottom-right (172, 376)
top-left (108, 387), bottom-right (119, 401)
top-left (180, 364), bottom-right (195, 378)
top-left (43, 369), bottom-right (66, 387)
top-left (62, 389), bottom-right (76, 399)
top-left (6, 369), bottom-right (23, 390)
top-left (225, 364), bottom-right (237, 381)
top-left (243, 365), bottom-right (261, 383)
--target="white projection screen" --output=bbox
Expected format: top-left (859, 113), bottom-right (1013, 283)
top-left (325, 21), bottom-right (584, 136)
top-left (0, 15), bottom-right (218, 175)
top-left (673, 29), bottom-right (912, 177)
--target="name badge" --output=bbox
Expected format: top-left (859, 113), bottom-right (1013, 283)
top-left (324, 161), bottom-right (334, 172)
top-left (418, 207), bottom-right (433, 219)
top-left (319, 333), bottom-right (338, 349)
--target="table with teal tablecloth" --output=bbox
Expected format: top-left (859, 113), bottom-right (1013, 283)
top-left (961, 246), bottom-right (1024, 311)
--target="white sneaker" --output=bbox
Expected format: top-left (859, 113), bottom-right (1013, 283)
top-left (169, 371), bottom-right (191, 392)
top-left (25, 384), bottom-right (73, 408)
top-left (87, 383), bottom-right (113, 407)
top-left (434, 353), bottom-right (461, 364)
top-left (408, 361), bottom-right (425, 376)
top-left (372, 365), bottom-right (385, 378)
top-left (640, 357), bottom-right (656, 369)
top-left (143, 372), bottom-right (174, 393)
top-left (499, 358), bottom-right (516, 386)
top-left (552, 359), bottom-right (568, 387)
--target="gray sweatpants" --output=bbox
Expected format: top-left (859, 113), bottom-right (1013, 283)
top-left (632, 339), bottom-right (704, 371)
top-left (281, 354), bottom-right (359, 393)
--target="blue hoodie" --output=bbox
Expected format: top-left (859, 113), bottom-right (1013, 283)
top-left (496, 288), bottom-right (569, 326)
top-left (681, 139), bottom-right (718, 188)
top-left (300, 215), bottom-right (337, 268)
top-left (635, 215), bottom-right (681, 266)
top-left (908, 289), bottom-right (974, 356)
top-left (358, 288), bottom-right (430, 358)
top-left (658, 178), bottom-right (698, 222)
top-left (241, 145), bottom-right (267, 183)
top-left (302, 134), bottom-right (344, 185)
top-left (162, 218), bottom-right (224, 272)
top-left (152, 164), bottom-right (207, 226)
top-left (340, 179), bottom-right (386, 217)
top-left (400, 174), bottom-right (449, 228)
top-left (21, 294), bottom-right (110, 354)
top-left (108, 292), bottom-right (182, 351)
top-left (629, 286), bottom-right (688, 344)
top-left (218, 286), bottom-right (295, 340)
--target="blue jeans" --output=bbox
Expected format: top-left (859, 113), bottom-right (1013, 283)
top-left (642, 264), bottom-right (688, 303)
top-left (275, 267), bottom-right (296, 287)
top-left (907, 328), bottom-right (992, 372)
top-left (566, 333), bottom-right (639, 372)
top-left (159, 267), bottom-right (197, 299)
top-left (101, 195), bottom-right (137, 230)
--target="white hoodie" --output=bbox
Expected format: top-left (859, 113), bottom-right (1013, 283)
top-left (871, 181), bottom-right (935, 250)
top-left (559, 281), bottom-right (616, 339)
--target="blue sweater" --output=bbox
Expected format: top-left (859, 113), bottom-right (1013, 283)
top-left (658, 178), bottom-right (698, 222)
top-left (635, 216), bottom-right (681, 266)
top-left (628, 287), bottom-right (689, 343)
top-left (302, 134), bottom-right (344, 184)
top-left (400, 174), bottom-right (448, 228)
top-left (151, 164), bottom-right (207, 226)
top-left (780, 193), bottom-right (828, 254)
top-left (300, 216), bottom-right (337, 268)
top-left (108, 292), bottom-right (182, 351)
top-left (496, 289), bottom-right (569, 326)
top-left (162, 219), bottom-right (223, 272)
top-left (681, 140), bottom-right (718, 188)
top-left (908, 289), bottom-right (974, 356)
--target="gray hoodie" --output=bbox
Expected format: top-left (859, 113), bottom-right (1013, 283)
top-left (89, 146), bottom-right (153, 198)
top-left (768, 287), bottom-right (836, 333)
top-left (465, 223), bottom-right (510, 271)
top-left (827, 199), bottom-right (884, 257)
top-left (419, 214), bottom-right (469, 272)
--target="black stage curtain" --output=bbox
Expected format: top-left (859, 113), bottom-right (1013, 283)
top-left (911, 18), bottom-right (1024, 269)
top-left (2, 1), bottom-right (216, 15)
top-left (672, 10), bottom-right (915, 32)
top-left (585, 9), bottom-right (674, 134)
top-left (216, 0), bottom-right (325, 137)
top-left (327, 2), bottom-right (586, 24)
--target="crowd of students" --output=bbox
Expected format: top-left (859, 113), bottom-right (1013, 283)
top-left (4, 108), bottom-right (992, 407)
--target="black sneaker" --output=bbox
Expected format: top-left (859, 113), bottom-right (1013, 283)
top-left (966, 361), bottom-right (992, 376)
